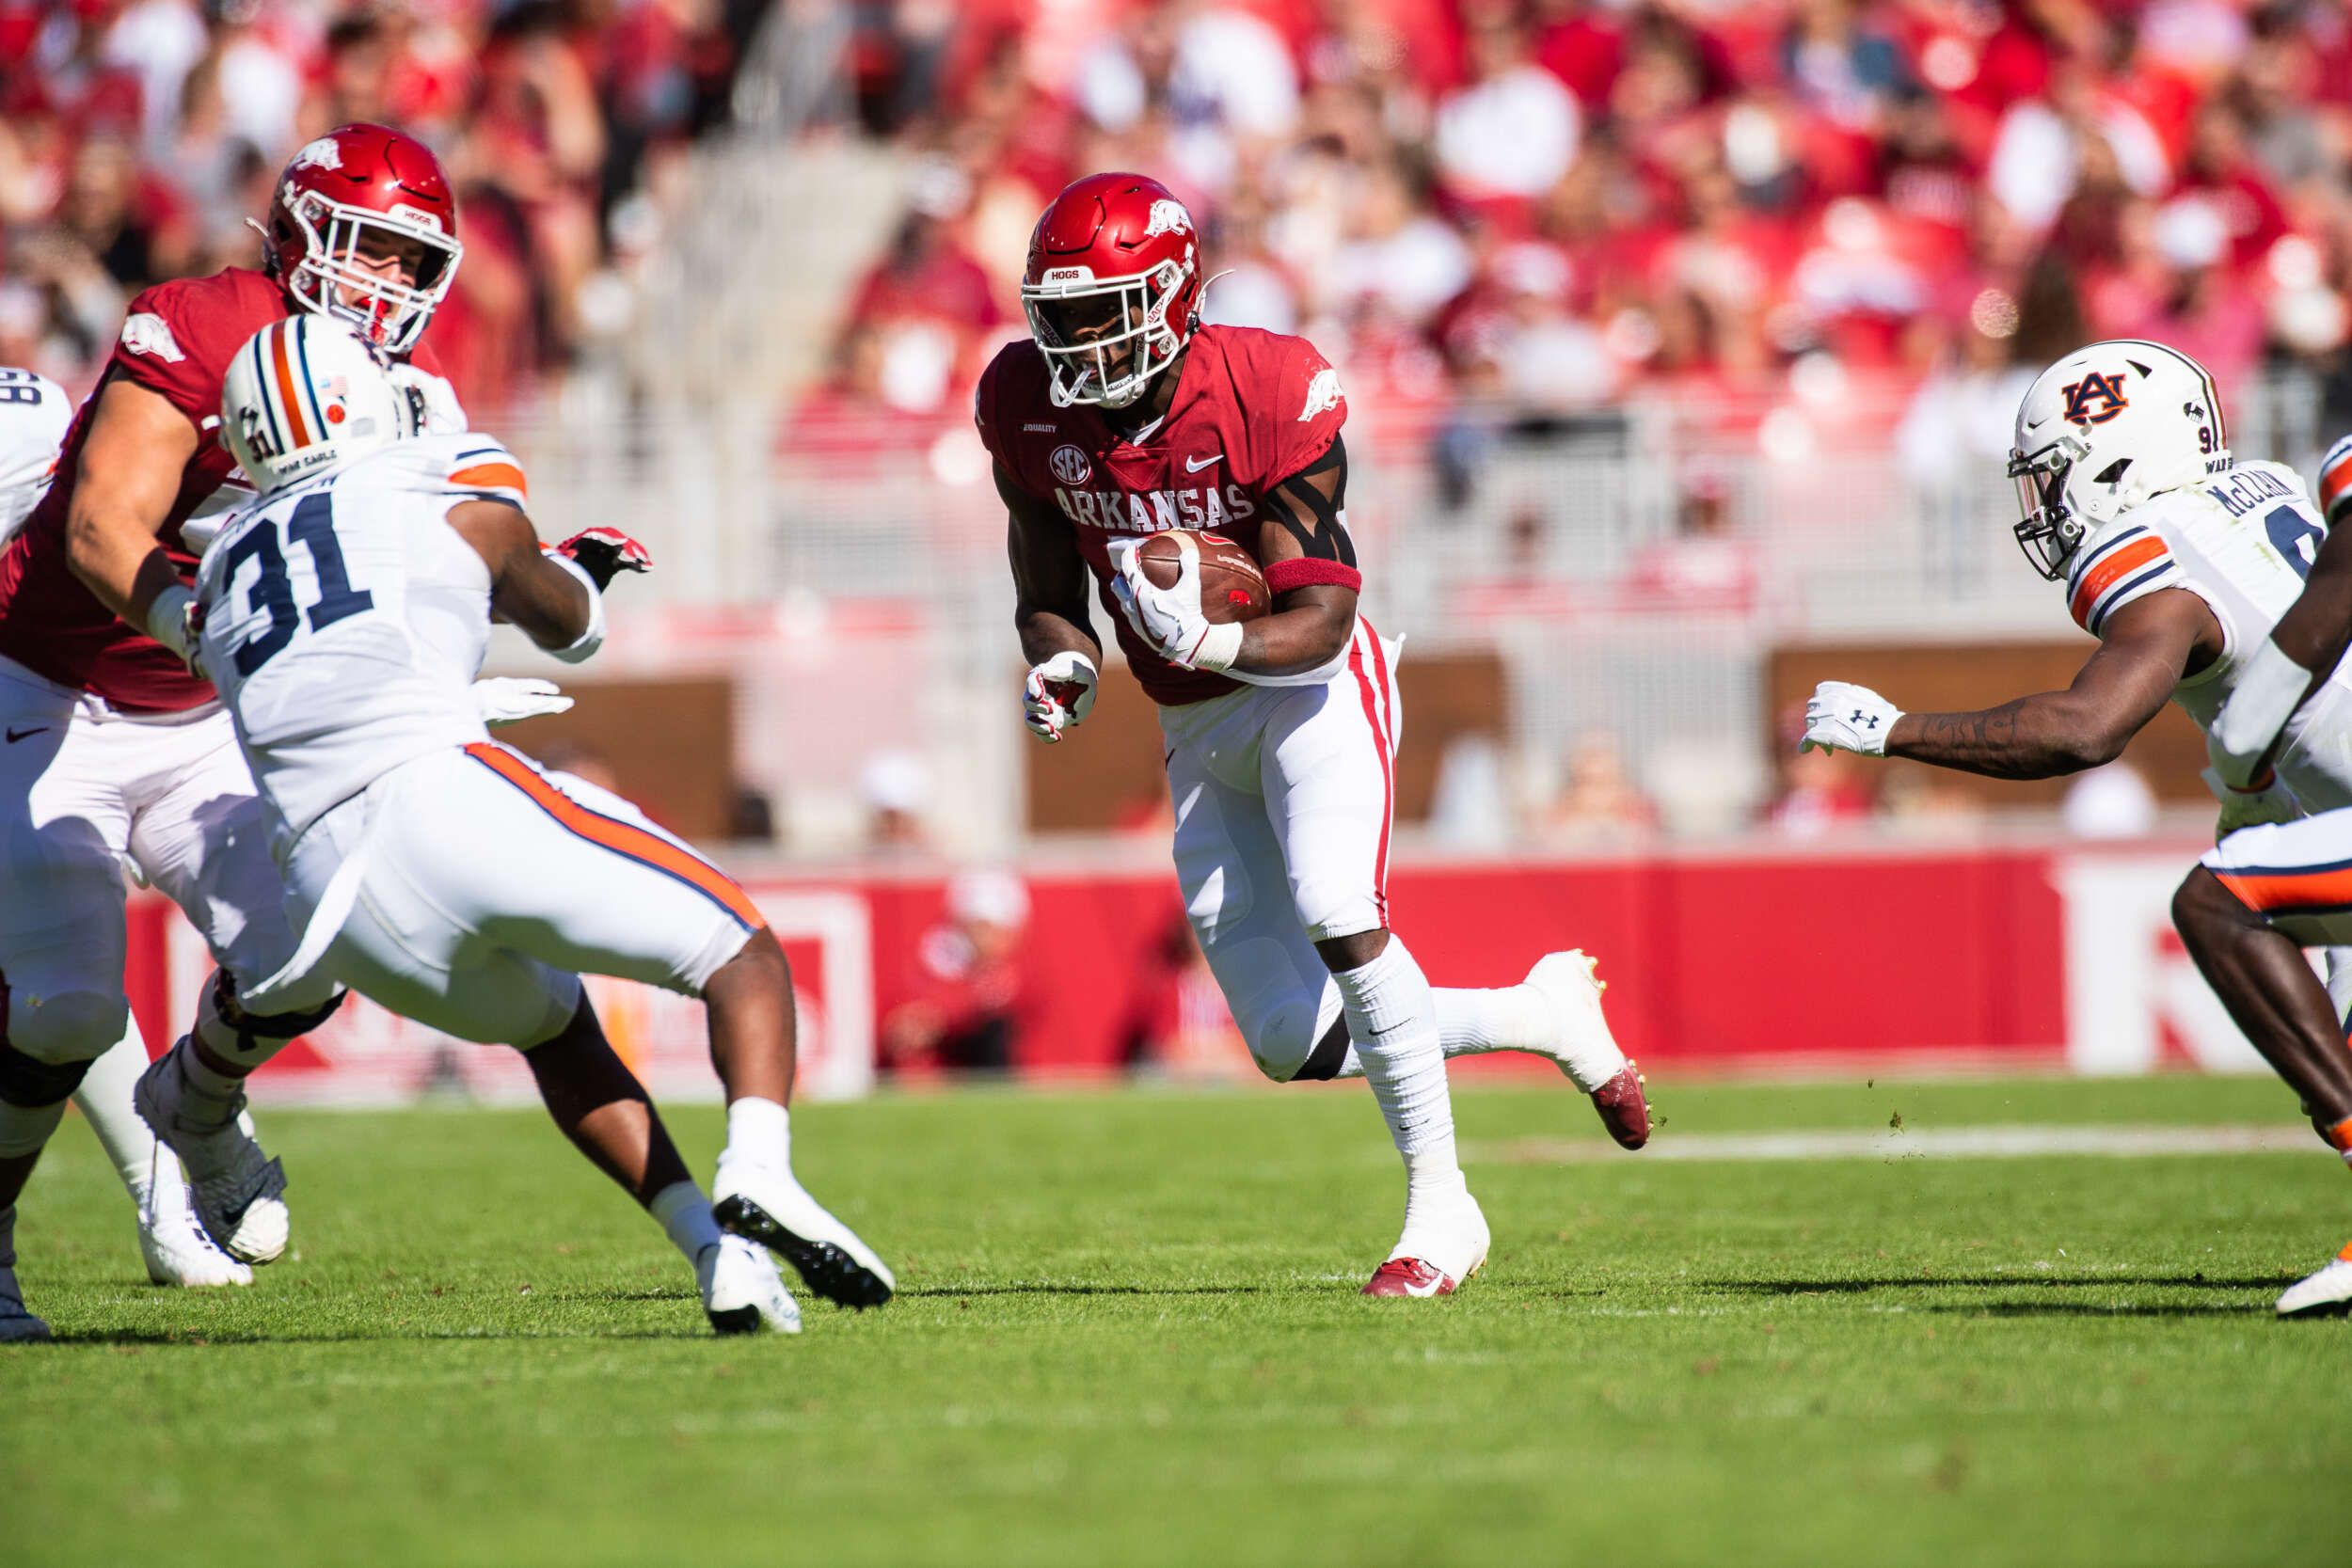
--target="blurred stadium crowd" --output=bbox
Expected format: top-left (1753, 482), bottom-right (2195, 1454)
top-left (0, 0), bottom-right (771, 415)
top-left (790, 0), bottom-right (2352, 464)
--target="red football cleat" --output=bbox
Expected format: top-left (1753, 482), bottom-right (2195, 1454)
top-left (1590, 1060), bottom-right (1650, 1149)
top-left (1361, 1258), bottom-right (1460, 1297)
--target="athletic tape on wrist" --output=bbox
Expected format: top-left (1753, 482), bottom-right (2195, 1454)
top-left (1190, 619), bottom-right (1244, 673)
top-left (144, 583), bottom-right (196, 659)
top-left (542, 550), bottom-right (606, 663)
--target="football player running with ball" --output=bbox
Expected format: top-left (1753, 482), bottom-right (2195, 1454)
top-left (984, 174), bottom-right (1648, 1298)
top-left (187, 316), bottom-right (891, 1334)
top-left (1798, 340), bottom-right (2352, 1318)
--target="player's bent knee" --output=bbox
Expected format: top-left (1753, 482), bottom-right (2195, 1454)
top-left (2173, 866), bottom-right (2259, 945)
top-left (1241, 990), bottom-right (1327, 1083)
top-left (0, 986), bottom-right (128, 1071)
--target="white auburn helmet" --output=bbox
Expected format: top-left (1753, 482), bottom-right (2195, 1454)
top-left (221, 315), bottom-right (406, 495)
top-left (2010, 339), bottom-right (2230, 579)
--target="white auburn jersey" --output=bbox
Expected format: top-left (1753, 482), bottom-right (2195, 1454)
top-left (196, 432), bottom-right (531, 840)
top-left (0, 367), bottom-right (72, 537)
top-left (2065, 459), bottom-right (2352, 810)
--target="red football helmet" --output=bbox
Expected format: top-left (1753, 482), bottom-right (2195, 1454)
top-left (1022, 172), bottom-right (1203, 408)
top-left (258, 123), bottom-right (462, 356)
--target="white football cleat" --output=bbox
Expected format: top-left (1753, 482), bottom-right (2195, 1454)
top-left (0, 1259), bottom-right (50, 1343)
top-left (1525, 950), bottom-right (1651, 1148)
top-left (134, 1045), bottom-right (289, 1265)
top-left (697, 1234), bottom-right (802, 1336)
top-left (1367, 1178), bottom-right (1489, 1298)
top-left (2277, 1243), bottom-right (2352, 1319)
top-left (712, 1155), bottom-right (895, 1309)
top-left (137, 1164), bottom-right (253, 1289)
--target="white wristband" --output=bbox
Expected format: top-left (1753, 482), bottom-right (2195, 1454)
top-left (145, 583), bottom-right (196, 660)
top-left (2210, 636), bottom-right (2312, 787)
top-left (542, 550), bottom-right (606, 664)
top-left (1189, 620), bottom-right (1244, 674)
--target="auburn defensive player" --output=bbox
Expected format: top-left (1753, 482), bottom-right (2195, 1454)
top-left (1799, 340), bottom-right (2352, 1320)
top-left (983, 173), bottom-right (1647, 1299)
top-left (0, 123), bottom-right (509, 1343)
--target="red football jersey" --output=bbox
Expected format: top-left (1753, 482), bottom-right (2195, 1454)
top-left (977, 325), bottom-right (1348, 705)
top-left (0, 267), bottom-right (456, 712)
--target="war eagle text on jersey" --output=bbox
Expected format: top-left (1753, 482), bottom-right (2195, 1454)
top-left (0, 267), bottom-right (461, 712)
top-left (977, 324), bottom-right (1349, 705)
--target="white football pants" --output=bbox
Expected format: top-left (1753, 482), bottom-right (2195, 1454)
top-left (0, 656), bottom-right (331, 1071)
top-left (282, 742), bottom-right (763, 1047)
top-left (1159, 621), bottom-right (1399, 1082)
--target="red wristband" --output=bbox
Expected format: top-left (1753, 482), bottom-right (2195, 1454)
top-left (1263, 558), bottom-right (1362, 595)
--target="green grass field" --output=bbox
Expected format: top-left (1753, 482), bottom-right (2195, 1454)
top-left (6, 1073), bottom-right (2347, 1566)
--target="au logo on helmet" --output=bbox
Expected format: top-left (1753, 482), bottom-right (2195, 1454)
top-left (2061, 371), bottom-right (2129, 426)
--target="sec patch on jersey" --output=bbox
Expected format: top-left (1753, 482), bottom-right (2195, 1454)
top-left (1136, 530), bottom-right (1269, 622)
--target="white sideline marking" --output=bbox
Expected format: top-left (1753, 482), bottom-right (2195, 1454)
top-left (1466, 1124), bottom-right (2325, 1165)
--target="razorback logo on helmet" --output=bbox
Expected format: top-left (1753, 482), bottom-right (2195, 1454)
top-left (119, 311), bottom-right (186, 362)
top-left (2061, 371), bottom-right (2129, 426)
top-left (290, 136), bottom-right (342, 173)
top-left (1144, 199), bottom-right (1193, 239)
top-left (1298, 366), bottom-right (1343, 423)
top-left (1050, 444), bottom-right (1092, 486)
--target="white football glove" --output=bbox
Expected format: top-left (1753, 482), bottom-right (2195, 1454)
top-left (1106, 535), bottom-right (1242, 673)
top-left (1800, 680), bottom-right (1903, 757)
top-left (472, 676), bottom-right (574, 726)
top-left (1023, 650), bottom-right (1098, 743)
top-left (2202, 765), bottom-right (2301, 838)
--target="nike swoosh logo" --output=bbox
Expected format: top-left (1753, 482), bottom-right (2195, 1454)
top-left (5, 726), bottom-right (46, 743)
top-left (1184, 453), bottom-right (1222, 473)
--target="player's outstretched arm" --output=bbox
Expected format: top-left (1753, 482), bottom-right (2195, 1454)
top-left (446, 499), bottom-right (601, 656)
top-left (61, 377), bottom-right (200, 636)
top-left (1879, 590), bottom-right (2219, 779)
top-left (1804, 591), bottom-right (2217, 777)
top-left (2208, 521), bottom-right (2352, 787)
top-left (1240, 435), bottom-right (1359, 677)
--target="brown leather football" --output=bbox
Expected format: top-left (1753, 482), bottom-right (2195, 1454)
top-left (1135, 531), bottom-right (1270, 623)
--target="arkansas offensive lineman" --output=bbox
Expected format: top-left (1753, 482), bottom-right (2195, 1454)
top-left (0, 124), bottom-right (485, 1342)
top-left (983, 174), bottom-right (1649, 1298)
top-left (1, 363), bottom-right (257, 1294)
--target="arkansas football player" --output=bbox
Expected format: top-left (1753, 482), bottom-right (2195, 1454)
top-left (983, 173), bottom-right (1649, 1300)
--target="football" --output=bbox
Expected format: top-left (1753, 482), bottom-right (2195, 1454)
top-left (1135, 530), bottom-right (1270, 623)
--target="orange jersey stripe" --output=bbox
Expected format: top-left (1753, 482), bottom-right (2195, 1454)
top-left (2214, 865), bottom-right (2352, 913)
top-left (2068, 536), bottom-right (2169, 629)
top-left (2321, 451), bottom-right (2352, 513)
top-left (450, 461), bottom-right (528, 498)
top-left (269, 323), bottom-right (312, 447)
top-left (463, 742), bottom-right (767, 931)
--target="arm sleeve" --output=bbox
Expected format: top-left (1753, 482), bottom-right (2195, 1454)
top-left (2066, 524), bottom-right (2185, 636)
